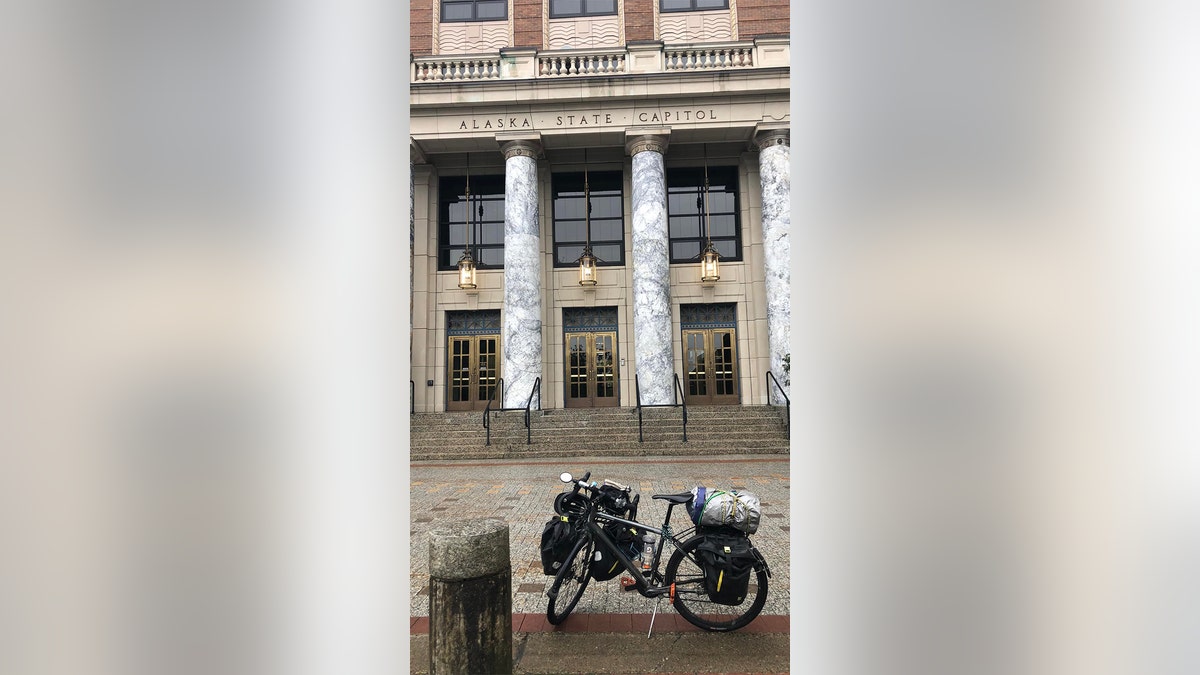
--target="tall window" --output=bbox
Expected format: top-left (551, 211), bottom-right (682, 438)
top-left (667, 166), bottom-right (740, 263)
top-left (660, 0), bottom-right (728, 11)
top-left (439, 175), bottom-right (505, 270)
top-left (441, 0), bottom-right (507, 22)
top-left (549, 0), bottom-right (617, 18)
top-left (552, 171), bottom-right (625, 267)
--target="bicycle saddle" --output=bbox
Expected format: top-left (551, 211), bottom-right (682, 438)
top-left (652, 492), bottom-right (693, 504)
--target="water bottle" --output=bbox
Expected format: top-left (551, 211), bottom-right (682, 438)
top-left (641, 534), bottom-right (656, 571)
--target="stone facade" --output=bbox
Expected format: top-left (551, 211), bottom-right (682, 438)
top-left (410, 6), bottom-right (789, 413)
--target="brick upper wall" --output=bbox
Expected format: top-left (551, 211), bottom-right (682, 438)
top-left (624, 0), bottom-right (655, 42)
top-left (412, 0), bottom-right (433, 55)
top-left (513, 0), bottom-right (543, 48)
top-left (735, 0), bottom-right (789, 40)
top-left (410, 0), bottom-right (791, 57)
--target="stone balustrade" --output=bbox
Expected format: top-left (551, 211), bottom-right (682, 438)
top-left (664, 43), bottom-right (755, 70)
top-left (411, 37), bottom-right (788, 83)
top-left (538, 49), bottom-right (628, 77)
top-left (413, 56), bottom-right (503, 82)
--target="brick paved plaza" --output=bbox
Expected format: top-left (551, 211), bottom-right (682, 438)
top-left (410, 454), bottom-right (791, 620)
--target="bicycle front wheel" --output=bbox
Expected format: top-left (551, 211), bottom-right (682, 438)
top-left (665, 534), bottom-right (768, 632)
top-left (547, 537), bottom-right (592, 624)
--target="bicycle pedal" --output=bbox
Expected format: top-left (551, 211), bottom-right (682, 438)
top-left (620, 576), bottom-right (638, 591)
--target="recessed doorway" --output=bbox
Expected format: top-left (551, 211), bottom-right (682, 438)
top-left (446, 310), bottom-right (502, 411)
top-left (563, 306), bottom-right (620, 408)
top-left (681, 303), bottom-right (739, 406)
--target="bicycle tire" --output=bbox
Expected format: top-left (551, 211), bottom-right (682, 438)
top-left (664, 534), bottom-right (768, 632)
top-left (547, 536), bottom-right (592, 624)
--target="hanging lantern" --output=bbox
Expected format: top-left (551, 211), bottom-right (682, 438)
top-left (457, 249), bottom-right (477, 289)
top-left (459, 156), bottom-right (477, 290)
top-left (577, 148), bottom-right (599, 286)
top-left (701, 241), bottom-right (721, 282)
top-left (699, 144), bottom-right (720, 282)
top-left (578, 249), bottom-right (598, 286)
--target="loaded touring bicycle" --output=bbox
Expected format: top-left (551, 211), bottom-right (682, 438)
top-left (540, 471), bottom-right (771, 634)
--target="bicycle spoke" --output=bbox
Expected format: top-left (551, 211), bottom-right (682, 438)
top-left (665, 534), bottom-right (768, 632)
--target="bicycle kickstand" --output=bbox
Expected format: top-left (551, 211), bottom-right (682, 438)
top-left (647, 596), bottom-right (661, 639)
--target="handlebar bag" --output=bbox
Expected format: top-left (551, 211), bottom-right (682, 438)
top-left (597, 484), bottom-right (637, 519)
top-left (590, 521), bottom-right (639, 581)
top-left (540, 516), bottom-right (580, 575)
top-left (689, 487), bottom-right (762, 534)
top-left (696, 532), bottom-right (756, 605)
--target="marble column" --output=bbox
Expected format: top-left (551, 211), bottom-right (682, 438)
top-left (756, 128), bottom-right (791, 404)
top-left (499, 137), bottom-right (543, 408)
top-left (626, 131), bottom-right (674, 406)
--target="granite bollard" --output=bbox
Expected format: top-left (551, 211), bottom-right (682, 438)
top-left (428, 518), bottom-right (512, 675)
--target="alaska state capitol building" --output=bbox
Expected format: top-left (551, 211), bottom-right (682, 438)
top-left (410, 0), bottom-right (790, 414)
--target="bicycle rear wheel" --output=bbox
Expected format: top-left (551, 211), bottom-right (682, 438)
top-left (547, 537), bottom-right (592, 624)
top-left (665, 534), bottom-right (768, 632)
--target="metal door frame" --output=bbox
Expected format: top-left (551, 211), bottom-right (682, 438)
top-left (563, 330), bottom-right (620, 408)
top-left (681, 327), bottom-right (739, 406)
top-left (446, 334), bottom-right (502, 411)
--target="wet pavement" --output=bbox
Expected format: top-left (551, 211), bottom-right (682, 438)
top-left (410, 454), bottom-right (791, 618)
top-left (410, 454), bottom-right (791, 673)
top-left (409, 631), bottom-right (791, 674)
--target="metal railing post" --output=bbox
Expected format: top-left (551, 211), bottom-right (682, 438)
top-left (634, 375), bottom-right (643, 443)
top-left (674, 373), bottom-right (688, 443)
top-left (483, 378), bottom-right (504, 447)
top-left (523, 377), bottom-right (540, 446)
top-left (765, 371), bottom-right (790, 434)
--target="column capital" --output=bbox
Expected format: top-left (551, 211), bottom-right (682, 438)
top-left (410, 138), bottom-right (428, 164)
top-left (625, 127), bottom-right (671, 156)
top-left (412, 162), bottom-right (435, 182)
top-left (496, 132), bottom-right (543, 159)
top-left (752, 123), bottom-right (789, 151)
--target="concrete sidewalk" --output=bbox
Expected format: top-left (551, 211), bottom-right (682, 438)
top-left (410, 613), bottom-right (789, 635)
top-left (410, 631), bottom-right (791, 675)
top-left (409, 454), bottom-right (791, 674)
top-left (410, 454), bottom-right (791, 619)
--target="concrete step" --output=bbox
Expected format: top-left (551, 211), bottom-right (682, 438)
top-left (408, 405), bottom-right (789, 459)
top-left (409, 444), bottom-right (791, 461)
top-left (410, 428), bottom-right (788, 443)
top-left (415, 426), bottom-right (786, 437)
top-left (411, 405), bottom-right (787, 421)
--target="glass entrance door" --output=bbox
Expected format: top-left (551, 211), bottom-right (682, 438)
top-left (564, 331), bottom-right (618, 408)
top-left (447, 335), bottom-right (500, 411)
top-left (682, 328), bottom-right (739, 405)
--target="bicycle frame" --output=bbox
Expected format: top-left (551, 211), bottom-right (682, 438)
top-left (549, 500), bottom-right (696, 599)
top-left (546, 473), bottom-right (771, 635)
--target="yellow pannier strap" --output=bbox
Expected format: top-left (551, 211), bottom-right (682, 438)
top-left (719, 545), bottom-right (732, 590)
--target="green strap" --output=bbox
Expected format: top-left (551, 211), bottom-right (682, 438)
top-left (699, 490), bottom-right (728, 524)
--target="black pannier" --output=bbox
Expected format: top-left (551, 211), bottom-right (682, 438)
top-left (591, 521), bottom-right (639, 581)
top-left (540, 516), bottom-right (579, 575)
top-left (696, 532), bottom-right (757, 605)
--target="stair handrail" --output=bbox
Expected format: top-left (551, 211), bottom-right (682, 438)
top-left (410, 380), bottom-right (415, 415)
top-left (765, 370), bottom-right (790, 434)
top-left (632, 373), bottom-right (687, 443)
top-left (634, 374), bottom-right (644, 443)
top-left (483, 377), bottom-right (504, 447)
top-left (523, 377), bottom-right (541, 446)
top-left (673, 373), bottom-right (688, 443)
